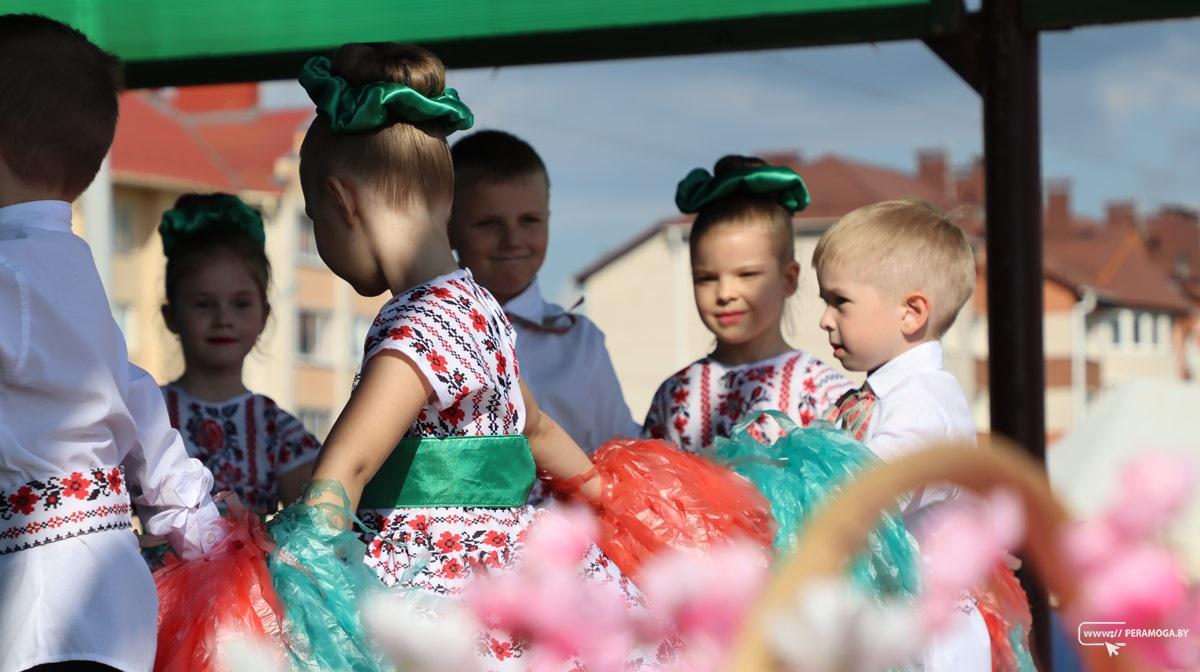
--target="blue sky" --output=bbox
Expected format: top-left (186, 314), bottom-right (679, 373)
top-left (263, 17), bottom-right (1200, 302)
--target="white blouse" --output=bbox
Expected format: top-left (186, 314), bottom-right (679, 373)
top-left (503, 279), bottom-right (639, 452)
top-left (0, 200), bottom-right (221, 671)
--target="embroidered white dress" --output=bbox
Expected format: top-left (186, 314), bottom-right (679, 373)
top-left (0, 201), bottom-right (221, 672)
top-left (161, 386), bottom-right (321, 516)
top-left (643, 350), bottom-right (852, 452)
top-left (354, 269), bottom-right (661, 670)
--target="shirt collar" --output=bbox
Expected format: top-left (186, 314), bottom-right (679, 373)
top-left (0, 200), bottom-right (73, 234)
top-left (866, 341), bottom-right (944, 397)
top-left (503, 278), bottom-right (549, 323)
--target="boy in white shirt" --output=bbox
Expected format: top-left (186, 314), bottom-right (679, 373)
top-left (449, 130), bottom-right (639, 456)
top-left (813, 198), bottom-right (990, 671)
top-left (1, 14), bottom-right (222, 672)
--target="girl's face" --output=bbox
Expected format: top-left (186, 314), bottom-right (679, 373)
top-left (690, 224), bottom-right (798, 356)
top-left (165, 251), bottom-right (268, 374)
top-left (300, 168), bottom-right (387, 297)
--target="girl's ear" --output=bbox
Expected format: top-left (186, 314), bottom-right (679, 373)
top-left (900, 291), bottom-right (931, 337)
top-left (782, 259), bottom-right (801, 297)
top-left (325, 176), bottom-right (359, 231)
top-left (161, 303), bottom-right (178, 334)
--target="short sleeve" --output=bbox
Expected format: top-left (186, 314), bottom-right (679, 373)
top-left (364, 310), bottom-right (463, 409)
top-left (641, 379), bottom-right (672, 440)
top-left (272, 405), bottom-right (322, 474)
top-left (0, 258), bottom-right (29, 375)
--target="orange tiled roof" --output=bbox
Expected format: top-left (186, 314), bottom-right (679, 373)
top-left (577, 149), bottom-right (1197, 316)
top-left (110, 90), bottom-right (310, 194)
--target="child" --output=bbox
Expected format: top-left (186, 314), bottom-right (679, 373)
top-left (813, 198), bottom-right (990, 670)
top-left (449, 130), bottom-right (639, 454)
top-left (157, 193), bottom-right (321, 517)
top-left (643, 155), bottom-right (851, 452)
top-left (0, 14), bottom-right (222, 671)
top-left (294, 43), bottom-right (651, 669)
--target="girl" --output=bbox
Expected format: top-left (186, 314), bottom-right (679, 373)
top-left (157, 194), bottom-right (320, 517)
top-left (294, 43), bottom-right (652, 669)
top-left (643, 155), bottom-right (852, 452)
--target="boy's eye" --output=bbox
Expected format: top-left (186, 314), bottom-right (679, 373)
top-left (692, 275), bottom-right (716, 284)
top-left (739, 271), bottom-right (760, 279)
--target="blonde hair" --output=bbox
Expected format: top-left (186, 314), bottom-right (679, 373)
top-left (300, 43), bottom-right (455, 211)
top-left (812, 199), bottom-right (975, 336)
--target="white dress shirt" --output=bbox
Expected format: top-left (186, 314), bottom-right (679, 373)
top-left (0, 200), bottom-right (221, 671)
top-left (503, 279), bottom-right (639, 452)
top-left (861, 341), bottom-right (988, 672)
top-left (862, 341), bottom-right (976, 521)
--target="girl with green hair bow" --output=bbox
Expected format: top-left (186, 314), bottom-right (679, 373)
top-left (643, 154), bottom-right (852, 453)
top-left (153, 192), bottom-right (322, 524)
top-left (274, 41), bottom-right (666, 671)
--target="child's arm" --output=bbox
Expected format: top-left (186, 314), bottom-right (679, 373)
top-left (520, 379), bottom-right (600, 503)
top-left (279, 463), bottom-right (315, 508)
top-left (122, 364), bottom-right (224, 560)
top-left (309, 351), bottom-right (430, 513)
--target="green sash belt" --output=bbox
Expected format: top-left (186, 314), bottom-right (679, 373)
top-left (359, 435), bottom-right (534, 509)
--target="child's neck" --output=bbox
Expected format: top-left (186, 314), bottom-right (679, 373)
top-left (377, 211), bottom-right (461, 296)
top-left (711, 331), bottom-right (792, 367)
top-left (173, 367), bottom-right (249, 403)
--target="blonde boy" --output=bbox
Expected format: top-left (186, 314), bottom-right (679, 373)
top-left (814, 199), bottom-right (989, 670)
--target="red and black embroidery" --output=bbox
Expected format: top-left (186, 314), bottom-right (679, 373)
top-left (1, 467), bottom-right (132, 555)
top-left (643, 351), bottom-right (852, 453)
top-left (163, 388), bottom-right (322, 516)
top-left (0, 467), bottom-right (124, 520)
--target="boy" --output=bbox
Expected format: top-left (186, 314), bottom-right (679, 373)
top-left (813, 198), bottom-right (990, 671)
top-left (1, 14), bottom-right (221, 671)
top-left (448, 130), bottom-right (639, 456)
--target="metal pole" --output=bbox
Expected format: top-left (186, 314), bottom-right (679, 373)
top-left (981, 0), bottom-right (1052, 667)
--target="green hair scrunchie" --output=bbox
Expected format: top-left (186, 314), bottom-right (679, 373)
top-left (675, 165), bottom-right (811, 214)
top-left (159, 194), bottom-right (265, 256)
top-left (299, 56), bottom-right (474, 134)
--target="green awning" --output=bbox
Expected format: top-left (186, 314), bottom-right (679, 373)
top-left (14, 0), bottom-right (958, 87)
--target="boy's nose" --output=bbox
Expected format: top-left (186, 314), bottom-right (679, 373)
top-left (818, 307), bottom-right (835, 331)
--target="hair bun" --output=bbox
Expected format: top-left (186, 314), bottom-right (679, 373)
top-left (713, 155), bottom-right (768, 177)
top-left (332, 43), bottom-right (445, 98)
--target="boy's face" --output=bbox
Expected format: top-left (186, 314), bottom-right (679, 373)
top-left (449, 172), bottom-right (549, 304)
top-left (816, 263), bottom-right (908, 373)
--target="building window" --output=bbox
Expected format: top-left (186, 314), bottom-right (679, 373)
top-left (297, 310), bottom-right (330, 362)
top-left (297, 408), bottom-right (331, 440)
top-left (1109, 313), bottom-right (1121, 346)
top-left (298, 213), bottom-right (320, 261)
top-left (114, 202), bottom-right (136, 254)
top-left (1156, 315), bottom-right (1172, 349)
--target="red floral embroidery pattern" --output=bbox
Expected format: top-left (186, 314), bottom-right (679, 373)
top-left (361, 270), bottom-right (524, 438)
top-left (643, 351), bottom-right (852, 452)
top-left (163, 387), bottom-right (322, 516)
top-left (0, 467), bottom-right (133, 555)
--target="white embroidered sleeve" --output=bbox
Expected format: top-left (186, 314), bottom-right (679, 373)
top-left (122, 364), bottom-right (223, 560)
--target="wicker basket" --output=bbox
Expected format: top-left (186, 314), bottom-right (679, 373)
top-left (724, 439), bottom-right (1150, 672)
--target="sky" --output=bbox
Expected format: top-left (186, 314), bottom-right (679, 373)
top-left (263, 17), bottom-right (1200, 303)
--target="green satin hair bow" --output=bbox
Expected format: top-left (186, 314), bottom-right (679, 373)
top-left (299, 56), bottom-right (474, 134)
top-left (158, 194), bottom-right (265, 256)
top-left (675, 165), bottom-right (811, 214)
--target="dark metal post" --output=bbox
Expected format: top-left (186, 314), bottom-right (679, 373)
top-left (980, 0), bottom-right (1052, 668)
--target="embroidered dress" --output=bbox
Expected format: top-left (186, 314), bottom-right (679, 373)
top-left (354, 269), bottom-right (657, 670)
top-left (161, 385), bottom-right (322, 516)
top-left (643, 350), bottom-right (852, 452)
